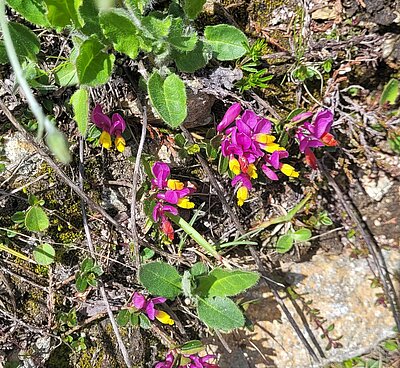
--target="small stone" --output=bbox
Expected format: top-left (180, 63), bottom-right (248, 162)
top-left (374, 219), bottom-right (381, 227)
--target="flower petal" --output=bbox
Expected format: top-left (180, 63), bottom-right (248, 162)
top-left (261, 164), bottom-right (279, 181)
top-left (314, 110), bottom-right (333, 138)
top-left (91, 104), bottom-right (111, 131)
top-left (145, 300), bottom-right (156, 320)
top-left (217, 103), bottom-right (241, 132)
top-left (110, 113), bottom-right (126, 135)
top-left (132, 292), bottom-right (146, 310)
top-left (155, 310), bottom-right (175, 325)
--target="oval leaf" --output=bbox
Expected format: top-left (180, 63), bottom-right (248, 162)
top-left (99, 8), bottom-right (140, 59)
top-left (139, 262), bottom-right (182, 299)
top-left (292, 228), bottom-right (312, 242)
top-left (380, 78), bottom-right (399, 106)
top-left (54, 62), bottom-right (78, 87)
top-left (147, 72), bottom-right (187, 128)
top-left (197, 296), bottom-right (245, 331)
top-left (44, 0), bottom-right (83, 28)
top-left (276, 234), bottom-right (294, 254)
top-left (204, 24), bottom-right (248, 61)
top-left (197, 268), bottom-right (259, 297)
top-left (25, 206), bottom-right (49, 232)
top-left (76, 36), bottom-right (115, 87)
top-left (183, 0), bottom-right (206, 19)
top-left (70, 88), bottom-right (89, 136)
top-left (33, 243), bottom-right (55, 265)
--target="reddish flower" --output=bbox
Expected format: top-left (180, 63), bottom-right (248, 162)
top-left (130, 292), bottom-right (174, 325)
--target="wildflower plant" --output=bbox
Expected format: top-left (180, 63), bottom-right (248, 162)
top-left (217, 103), bottom-right (299, 206)
top-left (155, 350), bottom-right (219, 368)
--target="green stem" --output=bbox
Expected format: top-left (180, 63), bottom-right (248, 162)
top-left (166, 213), bottom-right (222, 261)
top-left (0, 243), bottom-right (31, 263)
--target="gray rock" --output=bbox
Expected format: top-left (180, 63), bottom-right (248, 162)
top-left (207, 250), bottom-right (399, 367)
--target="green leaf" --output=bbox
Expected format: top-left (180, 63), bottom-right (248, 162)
top-left (0, 22), bottom-right (40, 64)
top-left (141, 247), bottom-right (155, 260)
top-left (183, 0), bottom-right (206, 19)
top-left (179, 340), bottom-right (204, 354)
top-left (54, 62), bottom-right (78, 87)
top-left (44, 0), bottom-right (83, 28)
top-left (204, 24), bottom-right (248, 61)
top-left (218, 154), bottom-right (229, 174)
top-left (75, 36), bottom-right (115, 87)
top-left (116, 310), bottom-right (130, 327)
top-left (79, 0), bottom-right (104, 40)
top-left (197, 268), bottom-right (259, 297)
top-left (130, 312), bottom-right (139, 326)
top-left (182, 270), bottom-right (192, 298)
top-left (168, 18), bottom-right (197, 51)
top-left (11, 211), bottom-right (26, 224)
top-left (70, 88), bottom-right (89, 136)
top-left (25, 205), bottom-right (49, 232)
top-left (139, 262), bottom-right (182, 299)
top-left (6, 0), bottom-right (50, 27)
top-left (197, 296), bottom-right (245, 331)
top-left (174, 41), bottom-right (210, 73)
top-left (147, 72), bottom-right (187, 128)
top-left (45, 127), bottom-right (72, 164)
top-left (75, 274), bottom-right (88, 292)
top-left (383, 339), bottom-right (398, 351)
top-left (33, 243), bottom-right (55, 265)
top-left (292, 228), bottom-right (312, 242)
top-left (81, 257), bottom-right (95, 273)
top-left (139, 313), bottom-right (151, 329)
top-left (99, 8), bottom-right (140, 59)
top-left (142, 14), bottom-right (172, 39)
top-left (190, 262), bottom-right (208, 277)
top-left (380, 78), bottom-right (399, 106)
top-left (276, 234), bottom-right (294, 254)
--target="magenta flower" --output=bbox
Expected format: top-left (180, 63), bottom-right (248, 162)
top-left (150, 162), bottom-right (195, 240)
top-left (295, 110), bottom-right (337, 169)
top-left (188, 354), bottom-right (219, 368)
top-left (155, 352), bottom-right (175, 368)
top-left (91, 104), bottom-right (127, 152)
top-left (130, 292), bottom-right (174, 325)
top-left (262, 151), bottom-right (299, 180)
top-left (154, 352), bottom-right (219, 368)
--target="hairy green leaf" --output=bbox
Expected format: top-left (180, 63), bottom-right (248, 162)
top-left (75, 36), bottom-right (115, 86)
top-left (139, 262), bottom-right (182, 299)
top-left (99, 8), bottom-right (140, 59)
top-left (204, 24), bottom-right (248, 61)
top-left (276, 234), bottom-right (294, 254)
top-left (183, 0), bottom-right (206, 19)
top-left (197, 296), bottom-right (245, 331)
top-left (6, 0), bottom-right (50, 27)
top-left (174, 41), bottom-right (210, 73)
top-left (292, 228), bottom-right (312, 242)
top-left (70, 88), bottom-right (89, 136)
top-left (147, 72), bottom-right (187, 128)
top-left (168, 18), bottom-right (197, 51)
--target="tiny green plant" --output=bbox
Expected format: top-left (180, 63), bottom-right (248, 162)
top-left (75, 257), bottom-right (103, 292)
top-left (276, 228), bottom-right (312, 254)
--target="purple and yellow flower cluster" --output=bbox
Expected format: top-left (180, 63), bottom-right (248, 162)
top-left (91, 104), bottom-right (127, 152)
top-left (129, 292), bottom-right (174, 325)
top-left (294, 110), bottom-right (337, 169)
top-left (217, 103), bottom-right (299, 206)
top-left (151, 162), bottom-right (195, 240)
top-left (155, 351), bottom-right (219, 368)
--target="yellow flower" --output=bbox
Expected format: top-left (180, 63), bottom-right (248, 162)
top-left (247, 164), bottom-right (258, 179)
top-left (237, 186), bottom-right (248, 206)
top-left (177, 197), bottom-right (195, 209)
top-left (155, 310), bottom-right (174, 325)
top-left (167, 179), bottom-right (184, 190)
top-left (256, 134), bottom-right (285, 153)
top-left (115, 135), bottom-right (126, 152)
top-left (99, 131), bottom-right (112, 149)
top-left (280, 164), bottom-right (299, 178)
top-left (229, 158), bottom-right (241, 175)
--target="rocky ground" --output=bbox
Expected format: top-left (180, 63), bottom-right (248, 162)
top-left (0, 0), bottom-right (400, 367)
